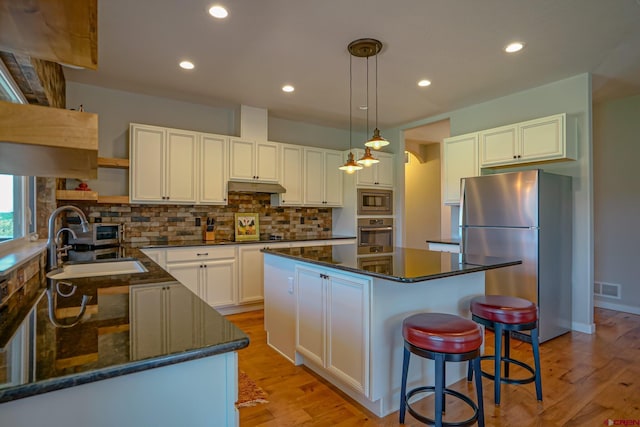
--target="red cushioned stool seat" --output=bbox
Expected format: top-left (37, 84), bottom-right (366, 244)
top-left (403, 313), bottom-right (484, 354)
top-left (467, 295), bottom-right (543, 406)
top-left (400, 313), bottom-right (485, 427)
top-left (470, 295), bottom-right (537, 325)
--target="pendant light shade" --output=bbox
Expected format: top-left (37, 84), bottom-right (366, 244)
top-left (339, 151), bottom-right (363, 174)
top-left (356, 146), bottom-right (380, 167)
top-left (365, 128), bottom-right (389, 150)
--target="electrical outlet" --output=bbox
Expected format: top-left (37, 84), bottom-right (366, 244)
top-left (287, 277), bottom-right (294, 294)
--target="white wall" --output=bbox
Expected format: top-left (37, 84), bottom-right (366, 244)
top-left (403, 146), bottom-right (441, 249)
top-left (269, 116), bottom-right (353, 150)
top-left (387, 73), bottom-right (594, 334)
top-left (593, 94), bottom-right (640, 314)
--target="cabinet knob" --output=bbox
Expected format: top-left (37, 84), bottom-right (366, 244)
top-left (517, 155), bottom-right (522, 158)
top-left (513, 155), bottom-right (517, 159)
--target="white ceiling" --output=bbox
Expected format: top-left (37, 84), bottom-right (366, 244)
top-left (65, 0), bottom-right (640, 133)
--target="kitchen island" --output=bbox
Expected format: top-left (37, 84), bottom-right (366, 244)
top-left (263, 244), bottom-right (520, 417)
top-left (0, 248), bottom-right (248, 427)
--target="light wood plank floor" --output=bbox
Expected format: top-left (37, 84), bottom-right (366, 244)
top-left (227, 308), bottom-right (640, 426)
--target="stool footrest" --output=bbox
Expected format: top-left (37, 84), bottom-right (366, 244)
top-left (405, 386), bottom-right (480, 427)
top-left (479, 355), bottom-right (537, 385)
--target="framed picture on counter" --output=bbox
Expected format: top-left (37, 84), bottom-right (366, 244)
top-left (234, 213), bottom-right (259, 241)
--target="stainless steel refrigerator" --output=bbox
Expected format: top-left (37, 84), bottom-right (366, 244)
top-left (460, 170), bottom-right (572, 343)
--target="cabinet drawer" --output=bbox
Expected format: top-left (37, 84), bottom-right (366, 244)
top-left (165, 246), bottom-right (236, 262)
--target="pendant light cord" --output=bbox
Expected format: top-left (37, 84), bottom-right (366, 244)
top-left (366, 56), bottom-right (369, 140)
top-left (375, 53), bottom-right (378, 130)
top-left (349, 54), bottom-right (352, 151)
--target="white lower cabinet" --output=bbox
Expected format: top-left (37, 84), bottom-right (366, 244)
top-left (237, 242), bottom-right (290, 304)
top-left (165, 247), bottom-right (236, 308)
top-left (130, 282), bottom-right (196, 360)
top-left (295, 265), bottom-right (370, 396)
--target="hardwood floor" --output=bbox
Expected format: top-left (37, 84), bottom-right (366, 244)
top-left (226, 309), bottom-right (640, 426)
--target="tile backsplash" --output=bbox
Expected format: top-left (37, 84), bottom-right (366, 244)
top-left (64, 193), bottom-right (333, 245)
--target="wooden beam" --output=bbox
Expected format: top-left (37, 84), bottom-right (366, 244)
top-left (0, 100), bottom-right (97, 149)
top-left (0, 0), bottom-right (98, 70)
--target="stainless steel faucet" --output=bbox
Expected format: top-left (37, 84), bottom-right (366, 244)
top-left (47, 205), bottom-right (90, 270)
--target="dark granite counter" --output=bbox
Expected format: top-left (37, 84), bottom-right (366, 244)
top-left (263, 245), bottom-right (520, 283)
top-left (141, 234), bottom-right (355, 249)
top-left (426, 238), bottom-right (461, 245)
top-left (0, 247), bottom-right (249, 403)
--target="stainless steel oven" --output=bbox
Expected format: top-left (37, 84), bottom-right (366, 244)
top-left (357, 188), bottom-right (393, 216)
top-left (68, 223), bottom-right (121, 247)
top-left (357, 218), bottom-right (393, 254)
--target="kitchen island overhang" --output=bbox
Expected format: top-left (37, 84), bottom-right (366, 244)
top-left (262, 244), bottom-right (521, 417)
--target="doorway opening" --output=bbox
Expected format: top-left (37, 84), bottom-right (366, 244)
top-left (402, 119), bottom-right (451, 249)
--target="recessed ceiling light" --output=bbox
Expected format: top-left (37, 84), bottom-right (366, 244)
top-left (505, 42), bottom-right (525, 53)
top-left (418, 79), bottom-right (432, 87)
top-left (208, 5), bottom-right (228, 19)
top-left (282, 85), bottom-right (295, 93)
top-left (179, 60), bottom-right (195, 70)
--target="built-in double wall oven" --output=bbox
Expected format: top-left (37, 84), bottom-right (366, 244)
top-left (357, 217), bottom-right (393, 254)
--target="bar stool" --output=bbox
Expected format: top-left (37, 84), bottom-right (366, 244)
top-left (467, 295), bottom-right (543, 405)
top-left (400, 312), bottom-right (485, 427)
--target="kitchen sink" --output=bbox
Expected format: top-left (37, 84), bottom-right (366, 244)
top-left (46, 259), bottom-right (148, 280)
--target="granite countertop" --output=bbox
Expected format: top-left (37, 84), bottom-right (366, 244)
top-left (0, 247), bottom-right (249, 404)
top-left (141, 234), bottom-right (356, 248)
top-left (263, 245), bottom-right (521, 283)
top-left (426, 238), bottom-right (461, 245)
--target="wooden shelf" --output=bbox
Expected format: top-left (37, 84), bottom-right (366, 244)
top-left (98, 195), bottom-right (129, 204)
top-left (56, 190), bottom-right (98, 201)
top-left (98, 157), bottom-right (129, 169)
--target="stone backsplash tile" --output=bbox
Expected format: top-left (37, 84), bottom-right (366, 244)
top-left (64, 193), bottom-right (333, 245)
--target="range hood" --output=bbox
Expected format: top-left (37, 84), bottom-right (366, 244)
top-left (0, 100), bottom-right (98, 179)
top-left (228, 181), bottom-right (286, 194)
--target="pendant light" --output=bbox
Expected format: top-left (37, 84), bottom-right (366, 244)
top-left (339, 52), bottom-right (363, 174)
top-left (364, 43), bottom-right (389, 150)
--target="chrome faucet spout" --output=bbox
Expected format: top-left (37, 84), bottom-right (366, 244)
top-left (47, 205), bottom-right (89, 270)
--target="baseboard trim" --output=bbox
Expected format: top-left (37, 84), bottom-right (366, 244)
top-left (594, 300), bottom-right (640, 316)
top-left (571, 321), bottom-right (596, 334)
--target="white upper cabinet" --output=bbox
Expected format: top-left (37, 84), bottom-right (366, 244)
top-left (130, 123), bottom-right (229, 205)
top-left (165, 129), bottom-right (198, 203)
top-left (480, 113), bottom-right (572, 167)
top-left (354, 149), bottom-right (394, 188)
top-left (199, 134), bottom-right (228, 205)
top-left (130, 124), bottom-right (197, 204)
top-left (272, 143), bottom-right (303, 206)
top-left (303, 148), bottom-right (343, 207)
top-left (478, 124), bottom-right (518, 166)
top-left (229, 139), bottom-right (279, 182)
top-left (443, 133), bottom-right (479, 205)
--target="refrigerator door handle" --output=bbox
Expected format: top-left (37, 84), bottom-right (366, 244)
top-left (459, 177), bottom-right (466, 256)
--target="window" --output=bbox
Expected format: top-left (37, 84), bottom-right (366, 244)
top-left (0, 174), bottom-right (36, 246)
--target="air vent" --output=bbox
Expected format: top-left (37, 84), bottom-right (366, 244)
top-left (594, 281), bottom-right (621, 299)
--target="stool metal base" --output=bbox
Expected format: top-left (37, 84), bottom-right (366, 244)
top-left (400, 342), bottom-right (485, 427)
top-left (477, 354), bottom-right (537, 385)
top-left (404, 385), bottom-right (481, 427)
top-left (468, 315), bottom-right (542, 405)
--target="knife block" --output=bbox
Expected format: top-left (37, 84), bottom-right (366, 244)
top-left (203, 229), bottom-right (216, 241)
